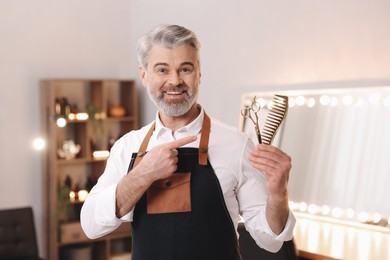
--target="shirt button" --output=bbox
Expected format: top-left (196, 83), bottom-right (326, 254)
top-left (165, 180), bottom-right (171, 188)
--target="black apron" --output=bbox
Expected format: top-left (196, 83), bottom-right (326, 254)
top-left (127, 113), bottom-right (242, 260)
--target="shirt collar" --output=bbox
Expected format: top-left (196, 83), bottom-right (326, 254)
top-left (154, 105), bottom-right (204, 139)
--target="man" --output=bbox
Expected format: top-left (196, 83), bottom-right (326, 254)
top-left (81, 24), bottom-right (295, 260)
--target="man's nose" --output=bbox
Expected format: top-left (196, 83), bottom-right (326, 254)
top-left (167, 72), bottom-right (183, 86)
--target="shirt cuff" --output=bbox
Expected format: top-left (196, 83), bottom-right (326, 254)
top-left (257, 209), bottom-right (296, 241)
top-left (94, 183), bottom-right (134, 226)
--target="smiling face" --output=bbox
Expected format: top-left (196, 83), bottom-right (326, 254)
top-left (139, 44), bottom-right (201, 118)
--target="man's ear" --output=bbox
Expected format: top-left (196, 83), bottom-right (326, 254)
top-left (138, 65), bottom-right (147, 87)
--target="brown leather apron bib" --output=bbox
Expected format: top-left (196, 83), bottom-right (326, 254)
top-left (128, 113), bottom-right (242, 260)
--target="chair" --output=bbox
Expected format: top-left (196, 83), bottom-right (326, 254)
top-left (0, 207), bottom-right (43, 260)
top-left (238, 222), bottom-right (298, 260)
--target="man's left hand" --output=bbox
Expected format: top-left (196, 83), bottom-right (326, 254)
top-left (248, 144), bottom-right (292, 199)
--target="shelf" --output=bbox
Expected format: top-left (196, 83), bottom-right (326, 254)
top-left (59, 222), bottom-right (131, 246)
top-left (105, 116), bottom-right (137, 123)
top-left (53, 115), bottom-right (136, 124)
top-left (110, 253), bottom-right (132, 260)
top-left (41, 79), bottom-right (138, 260)
top-left (57, 157), bottom-right (108, 165)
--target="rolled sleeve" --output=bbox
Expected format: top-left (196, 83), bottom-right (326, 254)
top-left (245, 209), bottom-right (296, 253)
top-left (257, 209), bottom-right (296, 241)
top-left (94, 183), bottom-right (133, 226)
top-left (81, 182), bottom-right (131, 239)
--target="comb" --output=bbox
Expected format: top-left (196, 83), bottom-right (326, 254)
top-left (261, 95), bottom-right (289, 145)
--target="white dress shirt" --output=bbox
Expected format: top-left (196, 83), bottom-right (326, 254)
top-left (81, 108), bottom-right (295, 252)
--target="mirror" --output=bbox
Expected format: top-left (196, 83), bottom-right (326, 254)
top-left (241, 86), bottom-right (390, 227)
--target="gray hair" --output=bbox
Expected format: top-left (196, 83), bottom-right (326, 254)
top-left (136, 24), bottom-right (201, 69)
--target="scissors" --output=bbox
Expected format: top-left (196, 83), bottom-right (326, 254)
top-left (241, 96), bottom-right (262, 144)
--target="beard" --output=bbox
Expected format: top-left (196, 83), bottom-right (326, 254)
top-left (147, 85), bottom-right (199, 117)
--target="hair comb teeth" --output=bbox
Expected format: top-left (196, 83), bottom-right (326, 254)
top-left (261, 94), bottom-right (289, 145)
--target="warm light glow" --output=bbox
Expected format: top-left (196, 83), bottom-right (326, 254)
top-left (289, 200), bottom-right (388, 228)
top-left (372, 213), bottom-right (382, 224)
top-left (56, 117), bottom-right (67, 127)
top-left (69, 191), bottom-right (76, 202)
top-left (247, 90), bottom-right (390, 116)
top-left (320, 95), bottom-right (330, 106)
top-left (68, 112), bottom-right (89, 121)
top-left (330, 226), bottom-right (344, 258)
top-left (308, 204), bottom-right (319, 214)
top-left (357, 231), bottom-right (371, 259)
top-left (332, 207), bottom-right (343, 218)
top-left (32, 138), bottom-right (46, 150)
top-left (307, 97), bottom-right (316, 108)
top-left (76, 113), bottom-right (89, 120)
top-left (307, 220), bottom-right (320, 253)
top-left (255, 98), bottom-right (265, 108)
top-left (78, 190), bottom-right (89, 202)
top-left (94, 112), bottom-right (106, 120)
top-left (299, 202), bottom-right (307, 212)
top-left (358, 212), bottom-right (369, 223)
top-left (93, 150), bottom-right (110, 159)
top-left (295, 96), bottom-right (306, 106)
top-left (68, 113), bottom-right (76, 120)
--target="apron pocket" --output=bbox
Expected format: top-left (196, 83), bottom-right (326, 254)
top-left (147, 172), bottom-right (191, 214)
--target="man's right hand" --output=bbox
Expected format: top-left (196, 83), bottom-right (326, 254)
top-left (115, 135), bottom-right (196, 218)
top-left (134, 135), bottom-right (197, 183)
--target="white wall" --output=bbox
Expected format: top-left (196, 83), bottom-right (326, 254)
top-left (129, 0), bottom-right (390, 124)
top-left (0, 0), bottom-right (134, 257)
top-left (1, 0), bottom-right (390, 257)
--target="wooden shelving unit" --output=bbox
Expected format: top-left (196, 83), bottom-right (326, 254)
top-left (41, 79), bottom-right (138, 260)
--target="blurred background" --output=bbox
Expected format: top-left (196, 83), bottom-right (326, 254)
top-left (1, 0), bottom-right (390, 258)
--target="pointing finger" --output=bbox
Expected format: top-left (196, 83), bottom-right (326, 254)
top-left (164, 135), bottom-right (197, 149)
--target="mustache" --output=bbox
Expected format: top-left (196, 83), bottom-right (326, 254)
top-left (162, 84), bottom-right (188, 92)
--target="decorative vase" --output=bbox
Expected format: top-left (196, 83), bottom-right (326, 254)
top-left (109, 103), bottom-right (126, 117)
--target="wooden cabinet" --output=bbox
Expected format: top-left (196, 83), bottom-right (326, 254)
top-left (41, 79), bottom-right (138, 260)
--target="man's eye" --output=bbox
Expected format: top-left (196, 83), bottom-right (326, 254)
top-left (158, 68), bottom-right (167, 73)
top-left (180, 67), bottom-right (192, 73)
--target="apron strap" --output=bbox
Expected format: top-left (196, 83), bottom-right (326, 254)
top-left (198, 113), bottom-right (210, 166)
top-left (132, 112), bottom-right (211, 168)
top-left (133, 121), bottom-right (156, 168)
